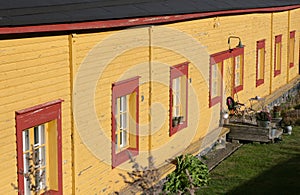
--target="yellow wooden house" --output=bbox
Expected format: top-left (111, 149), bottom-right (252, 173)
top-left (1, 0), bottom-right (300, 194)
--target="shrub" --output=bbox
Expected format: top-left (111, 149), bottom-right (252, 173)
top-left (294, 104), bottom-right (300, 110)
top-left (163, 154), bottom-right (209, 193)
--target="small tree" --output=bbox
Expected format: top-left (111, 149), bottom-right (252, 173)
top-left (11, 144), bottom-right (47, 195)
top-left (119, 154), bottom-right (162, 195)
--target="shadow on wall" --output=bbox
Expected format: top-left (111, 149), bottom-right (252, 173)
top-left (227, 154), bottom-right (300, 195)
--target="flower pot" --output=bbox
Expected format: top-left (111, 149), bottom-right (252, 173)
top-left (178, 116), bottom-right (184, 124)
top-left (172, 117), bottom-right (179, 127)
top-left (273, 111), bottom-right (280, 118)
top-left (271, 128), bottom-right (277, 137)
top-left (257, 120), bottom-right (270, 127)
top-left (224, 118), bottom-right (229, 125)
top-left (286, 125), bottom-right (292, 135)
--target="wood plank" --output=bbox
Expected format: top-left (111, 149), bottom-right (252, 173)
top-left (0, 47), bottom-right (69, 65)
top-left (0, 53), bottom-right (69, 72)
top-left (0, 35), bottom-right (67, 48)
top-left (0, 66), bottom-right (69, 90)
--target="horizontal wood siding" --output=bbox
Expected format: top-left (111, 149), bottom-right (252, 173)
top-left (73, 28), bottom-right (150, 193)
top-left (271, 12), bottom-right (289, 92)
top-left (0, 35), bottom-right (72, 194)
top-left (290, 9), bottom-right (300, 82)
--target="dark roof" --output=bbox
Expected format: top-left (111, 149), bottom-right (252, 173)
top-left (1, 0), bottom-right (300, 27)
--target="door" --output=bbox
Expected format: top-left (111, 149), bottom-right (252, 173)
top-left (299, 38), bottom-right (300, 74)
top-left (222, 58), bottom-right (234, 110)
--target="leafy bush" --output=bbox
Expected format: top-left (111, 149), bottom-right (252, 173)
top-left (163, 154), bottom-right (209, 193)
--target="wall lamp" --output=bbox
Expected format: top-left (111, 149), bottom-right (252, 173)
top-left (228, 36), bottom-right (244, 51)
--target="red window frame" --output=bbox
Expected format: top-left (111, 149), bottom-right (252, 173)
top-left (274, 34), bottom-right (282, 77)
top-left (169, 62), bottom-right (189, 136)
top-left (209, 52), bottom-right (225, 107)
top-left (112, 76), bottom-right (139, 168)
top-left (16, 99), bottom-right (63, 195)
top-left (289, 31), bottom-right (296, 68)
top-left (232, 47), bottom-right (244, 93)
top-left (256, 39), bottom-right (265, 87)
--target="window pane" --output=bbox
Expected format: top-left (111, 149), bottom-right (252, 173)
top-left (120, 113), bottom-right (127, 129)
top-left (34, 149), bottom-right (40, 166)
top-left (257, 50), bottom-right (261, 73)
top-left (120, 130), bottom-right (127, 148)
top-left (235, 72), bottom-right (240, 86)
top-left (34, 126), bottom-right (39, 145)
top-left (39, 125), bottom-right (45, 144)
top-left (172, 92), bottom-right (177, 106)
top-left (176, 106), bottom-right (180, 116)
top-left (40, 146), bottom-right (46, 166)
top-left (40, 168), bottom-right (46, 190)
top-left (120, 131), bottom-right (123, 147)
top-left (212, 81), bottom-right (217, 97)
top-left (290, 38), bottom-right (295, 64)
top-left (173, 77), bottom-right (180, 91)
top-left (120, 96), bottom-right (127, 112)
top-left (235, 56), bottom-right (240, 69)
top-left (35, 169), bottom-right (46, 191)
top-left (276, 43), bottom-right (281, 70)
top-left (23, 155), bottom-right (31, 195)
top-left (212, 65), bottom-right (217, 79)
top-left (123, 130), bottom-right (127, 147)
top-left (22, 130), bottom-right (30, 151)
top-left (115, 134), bottom-right (118, 150)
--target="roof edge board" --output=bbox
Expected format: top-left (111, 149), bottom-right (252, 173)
top-left (0, 5), bottom-right (299, 35)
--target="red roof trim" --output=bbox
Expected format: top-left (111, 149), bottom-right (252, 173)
top-left (0, 5), bottom-right (299, 35)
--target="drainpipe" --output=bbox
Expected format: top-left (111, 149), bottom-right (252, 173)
top-left (148, 26), bottom-right (153, 162)
top-left (68, 33), bottom-right (76, 195)
top-left (287, 11), bottom-right (291, 83)
top-left (269, 13), bottom-right (274, 95)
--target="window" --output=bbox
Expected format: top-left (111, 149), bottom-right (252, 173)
top-left (209, 54), bottom-right (224, 107)
top-left (232, 48), bottom-right (244, 93)
top-left (170, 62), bottom-right (188, 136)
top-left (112, 77), bottom-right (139, 168)
top-left (16, 100), bottom-right (63, 195)
top-left (289, 31), bottom-right (296, 68)
top-left (22, 125), bottom-right (47, 194)
top-left (274, 34), bottom-right (282, 77)
top-left (256, 40), bottom-right (265, 87)
top-left (212, 63), bottom-right (222, 98)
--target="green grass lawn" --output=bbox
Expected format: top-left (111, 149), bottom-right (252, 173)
top-left (197, 126), bottom-right (300, 195)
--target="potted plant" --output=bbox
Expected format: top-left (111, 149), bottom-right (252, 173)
top-left (172, 117), bottom-right (179, 127)
top-left (282, 116), bottom-right (295, 135)
top-left (272, 105), bottom-right (281, 118)
top-left (256, 111), bottom-right (271, 127)
top-left (178, 116), bottom-right (184, 124)
top-left (172, 116), bottom-right (184, 127)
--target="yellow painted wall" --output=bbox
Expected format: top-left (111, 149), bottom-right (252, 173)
top-left (0, 36), bottom-right (72, 194)
top-left (270, 12), bottom-right (289, 93)
top-left (72, 28), bottom-right (151, 193)
top-left (290, 9), bottom-right (300, 81)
